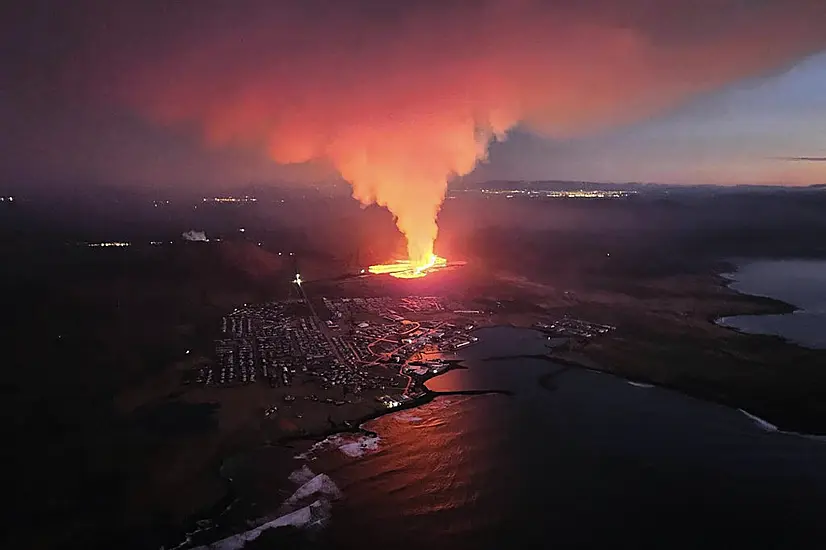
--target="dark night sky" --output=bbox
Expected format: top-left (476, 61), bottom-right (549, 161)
top-left (2, 0), bottom-right (825, 193)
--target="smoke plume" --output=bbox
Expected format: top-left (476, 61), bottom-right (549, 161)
top-left (87, 0), bottom-right (826, 264)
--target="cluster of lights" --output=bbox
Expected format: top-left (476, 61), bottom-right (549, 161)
top-left (0, 196), bottom-right (14, 202)
top-left (477, 189), bottom-right (635, 199)
top-left (369, 254), bottom-right (448, 279)
top-left (203, 196), bottom-right (258, 203)
top-left (87, 242), bottom-right (131, 247)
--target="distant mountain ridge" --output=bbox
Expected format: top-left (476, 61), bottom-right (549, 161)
top-left (452, 180), bottom-right (826, 193)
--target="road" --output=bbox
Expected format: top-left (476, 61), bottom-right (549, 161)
top-left (295, 280), bottom-right (349, 367)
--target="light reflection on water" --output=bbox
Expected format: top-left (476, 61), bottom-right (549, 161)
top-left (238, 326), bottom-right (826, 549)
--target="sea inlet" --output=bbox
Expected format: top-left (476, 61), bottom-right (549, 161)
top-left (718, 258), bottom-right (826, 349)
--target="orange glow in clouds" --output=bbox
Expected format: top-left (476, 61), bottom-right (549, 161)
top-left (105, 1), bottom-right (826, 267)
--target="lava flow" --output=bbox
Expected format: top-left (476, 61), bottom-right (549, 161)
top-left (369, 254), bottom-right (448, 279)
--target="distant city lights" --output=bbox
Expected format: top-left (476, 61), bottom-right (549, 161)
top-left (203, 196), bottom-right (258, 203)
top-left (467, 188), bottom-right (636, 199)
top-left (86, 241), bottom-right (131, 247)
top-left (0, 196), bottom-right (14, 202)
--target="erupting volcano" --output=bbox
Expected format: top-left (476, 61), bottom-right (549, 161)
top-left (102, 0), bottom-right (826, 278)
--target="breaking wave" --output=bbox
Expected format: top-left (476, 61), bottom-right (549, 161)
top-left (280, 473), bottom-right (343, 513)
top-left (739, 408), bottom-right (826, 442)
top-left (192, 499), bottom-right (332, 550)
top-left (739, 408), bottom-right (779, 432)
top-left (191, 472), bottom-right (342, 549)
top-left (338, 434), bottom-right (381, 458)
top-left (296, 433), bottom-right (381, 460)
top-left (288, 465), bottom-right (316, 485)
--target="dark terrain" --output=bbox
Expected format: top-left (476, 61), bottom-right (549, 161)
top-left (1, 183), bottom-right (826, 548)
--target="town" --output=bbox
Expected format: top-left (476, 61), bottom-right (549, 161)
top-left (534, 317), bottom-right (615, 339)
top-left (183, 290), bottom-right (621, 420)
top-left (187, 295), bottom-right (481, 411)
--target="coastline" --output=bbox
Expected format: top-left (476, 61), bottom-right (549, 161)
top-left (190, 330), bottom-right (826, 550)
top-left (546, 356), bottom-right (826, 443)
top-left (166, 392), bottom-right (435, 548)
top-left (713, 260), bottom-right (826, 350)
top-left (736, 408), bottom-right (826, 443)
top-left (479, 273), bottom-right (824, 437)
top-left (489, 265), bottom-right (826, 439)
top-left (499, 349), bottom-right (826, 444)
top-left (476, 346), bottom-right (826, 441)
top-left (169, 268), bottom-right (826, 548)
top-left (711, 260), bottom-right (799, 333)
top-left (544, 350), bottom-right (826, 440)
top-left (166, 353), bottom-right (513, 548)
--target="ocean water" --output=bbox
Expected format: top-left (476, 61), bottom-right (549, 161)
top-left (719, 259), bottom-right (826, 348)
top-left (212, 326), bottom-right (826, 549)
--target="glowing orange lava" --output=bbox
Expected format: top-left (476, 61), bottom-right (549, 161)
top-left (369, 254), bottom-right (448, 279)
